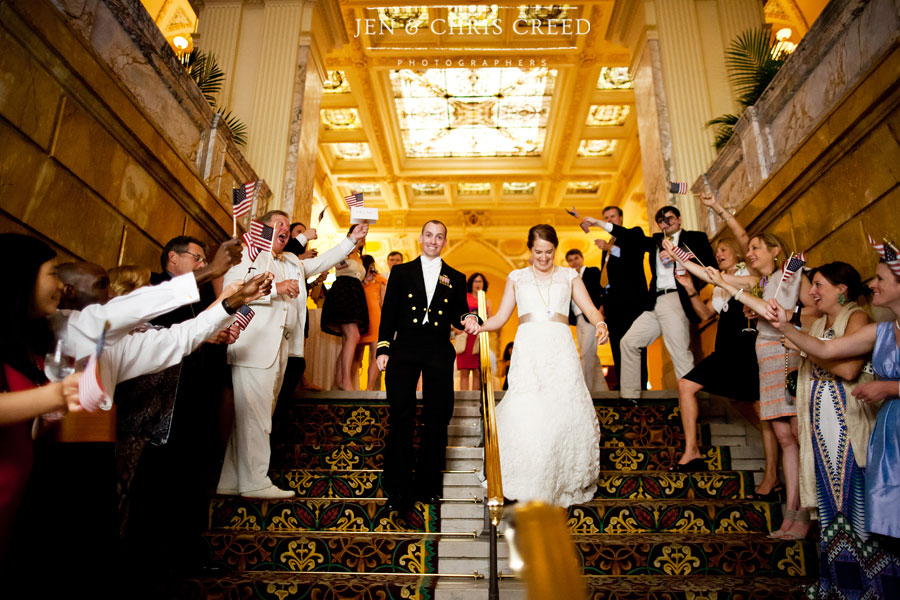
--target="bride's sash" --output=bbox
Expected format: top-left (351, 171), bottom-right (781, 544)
top-left (519, 312), bottom-right (568, 324)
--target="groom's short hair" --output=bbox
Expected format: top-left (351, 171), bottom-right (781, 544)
top-left (421, 220), bottom-right (447, 236)
top-left (565, 249), bottom-right (583, 259)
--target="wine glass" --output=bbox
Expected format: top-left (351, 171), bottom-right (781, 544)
top-left (742, 285), bottom-right (764, 334)
top-left (43, 339), bottom-right (75, 419)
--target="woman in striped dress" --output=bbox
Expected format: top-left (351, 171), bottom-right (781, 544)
top-left (706, 233), bottom-right (811, 539)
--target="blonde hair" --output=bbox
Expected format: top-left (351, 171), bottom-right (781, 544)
top-left (715, 237), bottom-right (745, 264)
top-left (751, 232), bottom-right (791, 264)
top-left (109, 265), bottom-right (151, 297)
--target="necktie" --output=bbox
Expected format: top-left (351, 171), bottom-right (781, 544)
top-left (600, 237), bottom-right (615, 288)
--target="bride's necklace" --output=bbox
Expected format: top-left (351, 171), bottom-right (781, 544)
top-left (532, 265), bottom-right (555, 317)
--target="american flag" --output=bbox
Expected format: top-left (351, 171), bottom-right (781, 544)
top-left (250, 220), bottom-right (274, 252)
top-left (344, 192), bottom-right (364, 208)
top-left (668, 181), bottom-right (688, 195)
top-left (78, 352), bottom-right (107, 412)
top-left (868, 233), bottom-right (900, 277)
top-left (232, 181), bottom-right (256, 218)
top-left (234, 304), bottom-right (255, 330)
top-left (781, 251), bottom-right (807, 281)
top-left (241, 232), bottom-right (260, 261)
top-left (669, 245), bottom-right (696, 263)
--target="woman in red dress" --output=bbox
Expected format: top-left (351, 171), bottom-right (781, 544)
top-left (457, 273), bottom-right (492, 390)
top-left (0, 234), bottom-right (81, 563)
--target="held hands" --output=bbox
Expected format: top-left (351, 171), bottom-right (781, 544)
top-left (462, 315), bottom-right (481, 336)
top-left (595, 322), bottom-right (609, 345)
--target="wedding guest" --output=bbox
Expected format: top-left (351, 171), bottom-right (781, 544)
top-left (108, 266), bottom-right (151, 297)
top-left (565, 250), bottom-right (607, 392)
top-left (458, 273), bottom-right (492, 391)
top-left (355, 255), bottom-right (387, 391)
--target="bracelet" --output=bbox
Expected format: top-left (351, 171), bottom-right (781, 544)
top-left (687, 292), bottom-right (698, 298)
top-left (595, 321), bottom-right (608, 328)
top-left (733, 288), bottom-right (744, 301)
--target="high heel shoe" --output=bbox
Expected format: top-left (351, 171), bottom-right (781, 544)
top-left (745, 481), bottom-right (784, 501)
top-left (667, 457), bottom-right (707, 473)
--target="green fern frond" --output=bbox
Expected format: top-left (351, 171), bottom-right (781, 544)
top-left (218, 109), bottom-right (248, 147)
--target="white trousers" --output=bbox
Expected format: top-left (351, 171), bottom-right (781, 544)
top-left (218, 341), bottom-right (290, 493)
top-left (575, 314), bottom-right (608, 392)
top-left (619, 292), bottom-right (693, 398)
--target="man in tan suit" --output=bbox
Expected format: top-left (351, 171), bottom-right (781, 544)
top-left (217, 210), bottom-right (369, 498)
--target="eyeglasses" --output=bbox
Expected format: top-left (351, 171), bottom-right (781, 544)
top-left (179, 250), bottom-right (207, 264)
top-left (656, 215), bottom-right (677, 225)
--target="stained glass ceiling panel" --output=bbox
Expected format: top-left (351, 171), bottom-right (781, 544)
top-left (597, 67), bottom-right (633, 89)
top-left (391, 67), bottom-right (557, 158)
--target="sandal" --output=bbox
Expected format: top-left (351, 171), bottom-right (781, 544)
top-left (768, 508), bottom-right (795, 539)
top-left (778, 509), bottom-right (811, 540)
top-left (667, 457), bottom-right (707, 473)
top-left (746, 481), bottom-right (784, 501)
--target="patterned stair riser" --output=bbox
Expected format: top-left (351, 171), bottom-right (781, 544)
top-left (201, 533), bottom-right (437, 574)
top-left (581, 576), bottom-right (818, 600)
top-left (180, 572), bottom-right (437, 600)
top-left (575, 537), bottom-right (815, 577)
top-left (568, 502), bottom-right (781, 535)
top-left (209, 498), bottom-right (438, 533)
top-left (265, 469), bottom-right (752, 500)
top-left (593, 471), bottom-right (753, 500)
top-left (270, 444), bottom-right (731, 472)
top-left (273, 403), bottom-right (692, 446)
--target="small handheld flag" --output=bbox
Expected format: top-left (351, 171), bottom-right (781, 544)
top-left (565, 206), bottom-right (580, 218)
top-left (781, 252), bottom-right (807, 280)
top-left (249, 220), bottom-right (274, 253)
top-left (668, 181), bottom-right (688, 195)
top-left (232, 181), bottom-right (256, 218)
top-left (867, 234), bottom-right (900, 277)
top-left (79, 321), bottom-right (112, 412)
top-left (669, 245), bottom-right (696, 263)
top-left (316, 206), bottom-right (327, 224)
top-left (343, 192), bottom-right (364, 208)
top-left (233, 305), bottom-right (255, 330)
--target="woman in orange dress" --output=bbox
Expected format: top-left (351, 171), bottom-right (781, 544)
top-left (356, 255), bottom-right (387, 390)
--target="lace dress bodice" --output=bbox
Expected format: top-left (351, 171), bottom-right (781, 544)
top-left (508, 267), bottom-right (578, 318)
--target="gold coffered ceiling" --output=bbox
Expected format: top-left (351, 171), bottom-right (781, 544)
top-left (315, 1), bottom-right (644, 255)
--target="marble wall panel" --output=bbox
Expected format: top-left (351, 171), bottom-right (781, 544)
top-left (119, 222), bottom-right (163, 271)
top-left (52, 99), bottom-right (187, 244)
top-left (0, 211), bottom-right (78, 261)
top-left (0, 121), bottom-right (48, 219)
top-left (0, 29), bottom-right (63, 151)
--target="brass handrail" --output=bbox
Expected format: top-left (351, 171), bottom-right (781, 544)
top-left (477, 290), bottom-right (503, 526)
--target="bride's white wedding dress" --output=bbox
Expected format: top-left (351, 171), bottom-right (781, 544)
top-left (493, 266), bottom-right (601, 507)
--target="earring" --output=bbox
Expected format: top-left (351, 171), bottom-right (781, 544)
top-left (838, 292), bottom-right (846, 305)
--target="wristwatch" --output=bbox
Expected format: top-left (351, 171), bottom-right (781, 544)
top-left (221, 297), bottom-right (238, 315)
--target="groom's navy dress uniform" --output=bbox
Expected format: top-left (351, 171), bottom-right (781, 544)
top-left (377, 257), bottom-right (474, 506)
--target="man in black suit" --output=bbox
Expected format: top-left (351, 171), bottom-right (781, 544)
top-left (587, 206), bottom-right (649, 390)
top-left (583, 205), bottom-right (715, 400)
top-left (375, 221), bottom-right (481, 513)
top-left (564, 249), bottom-right (607, 392)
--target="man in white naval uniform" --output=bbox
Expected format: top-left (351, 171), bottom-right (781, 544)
top-left (217, 210), bottom-right (370, 499)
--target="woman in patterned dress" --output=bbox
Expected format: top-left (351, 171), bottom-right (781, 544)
top-left (767, 253), bottom-right (900, 598)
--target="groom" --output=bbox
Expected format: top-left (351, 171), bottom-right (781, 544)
top-left (376, 220), bottom-right (481, 513)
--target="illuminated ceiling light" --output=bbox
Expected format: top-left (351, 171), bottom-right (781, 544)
top-left (567, 181), bottom-right (601, 194)
top-left (457, 183), bottom-right (492, 195)
top-left (502, 182), bottom-right (536, 195)
top-left (596, 67), bottom-right (632, 90)
top-left (391, 67), bottom-right (556, 158)
top-left (586, 105), bottom-right (630, 127)
top-left (776, 28), bottom-right (793, 41)
top-left (331, 143), bottom-right (371, 160)
top-left (172, 35), bottom-right (189, 50)
top-left (323, 71), bottom-right (351, 94)
top-left (772, 27), bottom-right (796, 57)
top-left (411, 183), bottom-right (444, 196)
top-left (577, 139), bottom-right (618, 157)
top-left (321, 108), bottom-right (362, 130)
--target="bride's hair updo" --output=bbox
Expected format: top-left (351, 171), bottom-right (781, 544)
top-left (527, 224), bottom-right (558, 249)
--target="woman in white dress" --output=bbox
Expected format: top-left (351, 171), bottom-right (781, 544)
top-left (476, 225), bottom-right (608, 507)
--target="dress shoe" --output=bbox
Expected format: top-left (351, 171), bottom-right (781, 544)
top-left (385, 495), bottom-right (412, 514)
top-left (240, 485), bottom-right (295, 499)
top-left (215, 487), bottom-right (239, 496)
top-left (620, 397), bottom-right (640, 406)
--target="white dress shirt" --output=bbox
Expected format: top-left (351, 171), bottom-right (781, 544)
top-left (420, 255), bottom-right (442, 323)
top-left (655, 229), bottom-right (681, 291)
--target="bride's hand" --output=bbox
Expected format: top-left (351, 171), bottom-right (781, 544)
top-left (595, 321), bottom-right (609, 345)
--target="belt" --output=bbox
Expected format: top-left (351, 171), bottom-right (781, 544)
top-left (656, 288), bottom-right (678, 297)
top-left (519, 311), bottom-right (568, 324)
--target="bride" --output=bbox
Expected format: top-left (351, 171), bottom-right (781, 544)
top-left (476, 224), bottom-right (608, 506)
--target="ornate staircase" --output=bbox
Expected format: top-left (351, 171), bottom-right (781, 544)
top-left (179, 391), bottom-right (817, 599)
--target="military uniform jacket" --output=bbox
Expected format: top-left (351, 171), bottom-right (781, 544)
top-left (376, 258), bottom-right (472, 358)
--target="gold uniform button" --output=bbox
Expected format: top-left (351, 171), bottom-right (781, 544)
top-left (412, 306), bottom-right (416, 310)
top-left (413, 318), bottom-right (418, 323)
top-left (408, 294), bottom-right (413, 298)
top-left (438, 310), bottom-right (443, 315)
top-left (434, 321), bottom-right (438, 326)
top-left (444, 298), bottom-right (448, 303)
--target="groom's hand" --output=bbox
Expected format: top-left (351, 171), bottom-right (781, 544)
top-left (376, 355), bottom-right (389, 371)
top-left (462, 315), bottom-right (480, 335)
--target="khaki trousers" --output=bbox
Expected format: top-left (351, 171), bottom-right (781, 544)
top-left (217, 341), bottom-right (290, 494)
top-left (575, 314), bottom-right (608, 392)
top-left (619, 292), bottom-right (693, 398)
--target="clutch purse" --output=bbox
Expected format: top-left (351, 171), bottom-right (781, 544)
top-left (453, 334), bottom-right (467, 354)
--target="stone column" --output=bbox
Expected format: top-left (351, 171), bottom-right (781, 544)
top-left (609, 0), bottom-right (764, 229)
top-left (197, 0), bottom-right (327, 223)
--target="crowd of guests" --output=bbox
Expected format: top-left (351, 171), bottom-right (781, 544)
top-left (579, 192), bottom-right (899, 597)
